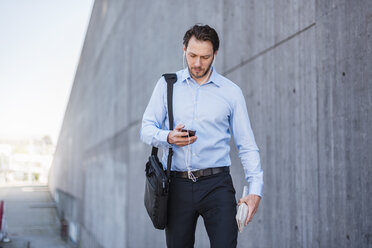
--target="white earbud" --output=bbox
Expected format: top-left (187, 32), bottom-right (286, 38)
top-left (183, 51), bottom-right (187, 71)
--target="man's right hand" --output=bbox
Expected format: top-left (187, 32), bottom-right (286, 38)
top-left (167, 124), bottom-right (197, 147)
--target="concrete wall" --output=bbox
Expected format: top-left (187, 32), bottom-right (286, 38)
top-left (48, 0), bottom-right (372, 247)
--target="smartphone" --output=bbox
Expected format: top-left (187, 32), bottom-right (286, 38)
top-left (181, 129), bottom-right (196, 137)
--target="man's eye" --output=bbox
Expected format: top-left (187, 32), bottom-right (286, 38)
top-left (190, 54), bottom-right (196, 58)
top-left (202, 56), bottom-right (210, 60)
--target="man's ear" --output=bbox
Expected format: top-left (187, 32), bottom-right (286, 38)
top-left (214, 50), bottom-right (218, 57)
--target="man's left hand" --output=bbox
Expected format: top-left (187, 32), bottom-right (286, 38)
top-left (237, 194), bottom-right (261, 226)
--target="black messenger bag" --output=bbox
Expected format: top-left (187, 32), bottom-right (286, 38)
top-left (144, 73), bottom-right (177, 230)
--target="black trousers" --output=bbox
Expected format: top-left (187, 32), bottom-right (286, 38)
top-left (165, 171), bottom-right (238, 248)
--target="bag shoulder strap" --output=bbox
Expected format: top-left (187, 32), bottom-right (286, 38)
top-left (151, 73), bottom-right (177, 178)
top-left (163, 73), bottom-right (177, 129)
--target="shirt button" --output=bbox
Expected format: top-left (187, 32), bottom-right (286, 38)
top-left (193, 153), bottom-right (196, 156)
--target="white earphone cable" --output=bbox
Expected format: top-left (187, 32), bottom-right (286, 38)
top-left (182, 50), bottom-right (215, 182)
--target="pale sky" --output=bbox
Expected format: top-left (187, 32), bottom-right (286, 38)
top-left (0, 0), bottom-right (94, 144)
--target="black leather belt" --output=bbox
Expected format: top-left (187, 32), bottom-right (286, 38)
top-left (170, 166), bottom-right (229, 181)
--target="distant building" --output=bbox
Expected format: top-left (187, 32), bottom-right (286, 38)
top-left (0, 136), bottom-right (55, 185)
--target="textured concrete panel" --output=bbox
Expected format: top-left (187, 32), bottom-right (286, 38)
top-left (226, 25), bottom-right (318, 248)
top-left (49, 0), bottom-right (372, 247)
top-left (316, 1), bottom-right (372, 247)
top-left (223, 0), bottom-right (315, 74)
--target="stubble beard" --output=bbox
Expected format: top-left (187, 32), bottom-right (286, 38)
top-left (187, 60), bottom-right (213, 80)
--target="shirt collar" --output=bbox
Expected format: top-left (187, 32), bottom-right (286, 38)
top-left (181, 67), bottom-right (220, 87)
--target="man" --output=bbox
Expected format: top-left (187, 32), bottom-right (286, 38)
top-left (140, 24), bottom-right (263, 248)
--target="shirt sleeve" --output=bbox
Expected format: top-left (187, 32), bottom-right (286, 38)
top-left (229, 88), bottom-right (263, 197)
top-left (140, 77), bottom-right (172, 149)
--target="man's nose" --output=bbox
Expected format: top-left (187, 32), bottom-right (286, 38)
top-left (194, 57), bottom-right (201, 66)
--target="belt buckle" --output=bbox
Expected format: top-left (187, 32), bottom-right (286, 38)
top-left (188, 171), bottom-right (197, 182)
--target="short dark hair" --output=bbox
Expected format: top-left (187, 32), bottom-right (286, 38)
top-left (183, 24), bottom-right (220, 53)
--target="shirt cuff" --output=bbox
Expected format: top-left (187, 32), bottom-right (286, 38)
top-left (158, 130), bottom-right (172, 148)
top-left (248, 181), bottom-right (263, 197)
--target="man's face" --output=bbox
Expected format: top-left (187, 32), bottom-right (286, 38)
top-left (184, 36), bottom-right (217, 80)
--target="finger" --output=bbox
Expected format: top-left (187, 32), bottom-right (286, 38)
top-left (174, 131), bottom-right (190, 137)
top-left (174, 140), bottom-right (191, 147)
top-left (173, 138), bottom-right (190, 144)
top-left (176, 130), bottom-right (197, 138)
top-left (189, 136), bottom-right (197, 143)
top-left (173, 135), bottom-right (198, 147)
top-left (175, 136), bottom-right (196, 143)
top-left (180, 138), bottom-right (197, 145)
top-left (251, 208), bottom-right (257, 217)
top-left (246, 205), bottom-right (258, 226)
top-left (245, 207), bottom-right (253, 226)
top-left (174, 139), bottom-right (194, 146)
top-left (174, 124), bottom-right (185, 131)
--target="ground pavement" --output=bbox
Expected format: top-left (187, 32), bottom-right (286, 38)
top-left (0, 184), bottom-right (69, 248)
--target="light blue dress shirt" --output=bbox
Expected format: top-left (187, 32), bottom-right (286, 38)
top-left (140, 67), bottom-right (263, 196)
